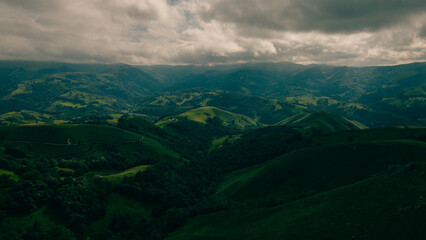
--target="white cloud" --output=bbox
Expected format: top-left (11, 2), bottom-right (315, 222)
top-left (0, 0), bottom-right (425, 66)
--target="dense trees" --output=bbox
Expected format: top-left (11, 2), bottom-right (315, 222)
top-left (2, 115), bottom-right (425, 239)
top-left (0, 122), bottom-right (309, 239)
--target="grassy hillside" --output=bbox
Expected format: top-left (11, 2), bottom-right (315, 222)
top-left (215, 140), bottom-right (426, 203)
top-left (156, 107), bottom-right (259, 130)
top-left (167, 62), bottom-right (426, 127)
top-left (0, 124), bottom-right (140, 144)
top-left (164, 126), bottom-right (426, 240)
top-left (167, 163), bottom-right (426, 240)
top-left (1, 61), bottom-right (425, 126)
top-left (275, 111), bottom-right (367, 133)
top-left (118, 116), bottom-right (231, 161)
top-left (209, 125), bottom-right (426, 176)
top-left (0, 61), bottom-right (425, 239)
top-left (0, 168), bottom-right (19, 181)
top-left (93, 165), bottom-right (150, 183)
top-left (0, 62), bottom-right (162, 124)
top-left (137, 89), bottom-right (299, 125)
top-left (0, 124), bottom-right (179, 168)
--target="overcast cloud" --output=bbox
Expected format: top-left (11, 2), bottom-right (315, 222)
top-left (0, 0), bottom-right (425, 66)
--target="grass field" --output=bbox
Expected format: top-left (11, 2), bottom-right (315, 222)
top-left (0, 124), bottom-right (180, 163)
top-left (209, 136), bottom-right (228, 152)
top-left (0, 169), bottom-right (19, 181)
top-left (156, 106), bottom-right (258, 130)
top-left (215, 140), bottom-right (426, 203)
top-left (93, 165), bottom-right (150, 183)
top-left (167, 163), bottom-right (426, 240)
top-left (0, 124), bottom-right (141, 144)
top-left (275, 111), bottom-right (367, 133)
top-left (0, 110), bottom-right (52, 124)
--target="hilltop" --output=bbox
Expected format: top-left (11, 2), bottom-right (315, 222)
top-left (137, 89), bottom-right (298, 125)
top-left (156, 106), bottom-right (259, 130)
top-left (0, 62), bottom-right (161, 124)
top-left (275, 111), bottom-right (367, 133)
top-left (0, 124), bottom-right (180, 168)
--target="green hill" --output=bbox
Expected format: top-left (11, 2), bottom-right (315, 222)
top-left (0, 124), bottom-right (140, 144)
top-left (165, 126), bottom-right (426, 240)
top-left (167, 163), bottom-right (426, 240)
top-left (167, 62), bottom-right (426, 127)
top-left (0, 62), bottom-right (162, 124)
top-left (2, 61), bottom-right (425, 127)
top-left (118, 116), bottom-right (234, 160)
top-left (156, 107), bottom-right (259, 130)
top-left (0, 61), bottom-right (425, 239)
top-left (208, 126), bottom-right (426, 175)
top-left (93, 165), bottom-right (150, 183)
top-left (0, 124), bottom-right (179, 167)
top-left (215, 140), bottom-right (426, 203)
top-left (137, 89), bottom-right (299, 125)
top-left (275, 111), bottom-right (367, 133)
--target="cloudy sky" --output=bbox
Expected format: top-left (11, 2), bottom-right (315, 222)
top-left (0, 0), bottom-right (425, 66)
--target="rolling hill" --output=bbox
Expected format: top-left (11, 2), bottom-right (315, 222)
top-left (163, 125), bottom-right (426, 240)
top-left (137, 89), bottom-right (299, 125)
top-left (166, 62), bottom-right (426, 127)
top-left (166, 127), bottom-right (426, 240)
top-left (1, 61), bottom-right (425, 126)
top-left (167, 162), bottom-right (426, 240)
top-left (275, 111), bottom-right (367, 133)
top-left (0, 124), bottom-right (180, 167)
top-left (0, 62), bottom-right (162, 123)
top-left (0, 61), bottom-right (425, 239)
top-left (215, 140), bottom-right (426, 203)
top-left (156, 107), bottom-right (259, 130)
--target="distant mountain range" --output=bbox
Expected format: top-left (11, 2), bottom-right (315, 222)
top-left (0, 60), bottom-right (425, 240)
top-left (0, 60), bottom-right (425, 127)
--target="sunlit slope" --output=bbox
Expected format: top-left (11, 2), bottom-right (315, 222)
top-left (275, 111), bottom-right (367, 133)
top-left (137, 90), bottom-right (299, 125)
top-left (0, 63), bottom-right (163, 123)
top-left (156, 107), bottom-right (259, 130)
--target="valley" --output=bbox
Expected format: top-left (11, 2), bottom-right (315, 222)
top-left (0, 61), bottom-right (425, 240)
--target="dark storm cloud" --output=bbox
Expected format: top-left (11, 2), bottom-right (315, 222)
top-left (203, 0), bottom-right (426, 34)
